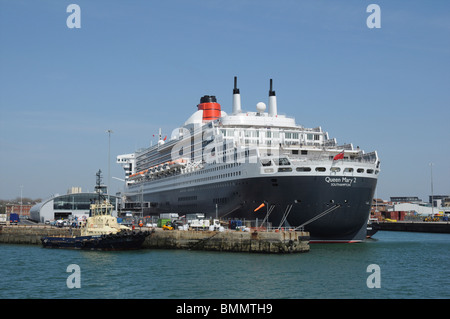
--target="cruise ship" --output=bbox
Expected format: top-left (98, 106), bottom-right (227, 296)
top-left (117, 77), bottom-right (380, 242)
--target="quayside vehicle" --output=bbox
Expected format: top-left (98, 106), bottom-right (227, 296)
top-left (41, 170), bottom-right (150, 250)
top-left (117, 77), bottom-right (381, 242)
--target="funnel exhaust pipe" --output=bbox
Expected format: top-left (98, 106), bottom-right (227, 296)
top-left (232, 76), bottom-right (242, 114)
top-left (268, 78), bottom-right (277, 116)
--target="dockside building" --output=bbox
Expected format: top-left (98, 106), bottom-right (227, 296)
top-left (30, 192), bottom-right (118, 223)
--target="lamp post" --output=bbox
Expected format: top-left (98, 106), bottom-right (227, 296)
top-left (20, 185), bottom-right (23, 217)
top-left (106, 129), bottom-right (113, 201)
top-left (430, 163), bottom-right (434, 216)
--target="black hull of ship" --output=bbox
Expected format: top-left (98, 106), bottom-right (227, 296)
top-left (129, 175), bottom-right (377, 243)
top-left (41, 231), bottom-right (149, 250)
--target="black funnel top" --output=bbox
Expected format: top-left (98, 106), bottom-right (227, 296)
top-left (200, 95), bottom-right (217, 103)
top-left (269, 79), bottom-right (276, 96)
top-left (233, 76), bottom-right (240, 94)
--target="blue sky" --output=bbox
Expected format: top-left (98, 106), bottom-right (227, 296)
top-left (0, 0), bottom-right (449, 202)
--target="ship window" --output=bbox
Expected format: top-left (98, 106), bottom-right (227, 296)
top-left (285, 132), bottom-right (299, 139)
top-left (301, 150), bottom-right (308, 155)
top-left (357, 168), bottom-right (364, 173)
top-left (344, 168), bottom-right (354, 173)
top-left (277, 158), bottom-right (291, 166)
top-left (261, 159), bottom-right (272, 166)
top-left (330, 167), bottom-right (341, 172)
top-left (367, 169), bottom-right (374, 174)
top-left (296, 167), bottom-right (311, 172)
top-left (315, 167), bottom-right (326, 172)
top-left (278, 167), bottom-right (292, 172)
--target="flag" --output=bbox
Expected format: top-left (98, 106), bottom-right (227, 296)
top-left (333, 151), bottom-right (344, 161)
top-left (163, 136), bottom-right (167, 141)
top-left (254, 203), bottom-right (265, 212)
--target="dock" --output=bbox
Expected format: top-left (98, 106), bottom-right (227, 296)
top-left (373, 221), bottom-right (450, 233)
top-left (144, 228), bottom-right (309, 253)
top-left (0, 225), bottom-right (310, 254)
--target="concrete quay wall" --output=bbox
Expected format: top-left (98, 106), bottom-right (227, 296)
top-left (373, 221), bottom-right (450, 233)
top-left (144, 229), bottom-right (310, 253)
top-left (0, 226), bottom-right (310, 254)
top-left (0, 225), bottom-right (81, 245)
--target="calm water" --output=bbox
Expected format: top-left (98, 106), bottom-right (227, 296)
top-left (0, 231), bottom-right (449, 299)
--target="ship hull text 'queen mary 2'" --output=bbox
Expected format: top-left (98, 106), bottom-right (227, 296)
top-left (117, 77), bottom-right (380, 242)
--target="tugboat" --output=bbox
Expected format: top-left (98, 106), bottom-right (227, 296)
top-left (41, 170), bottom-right (150, 250)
